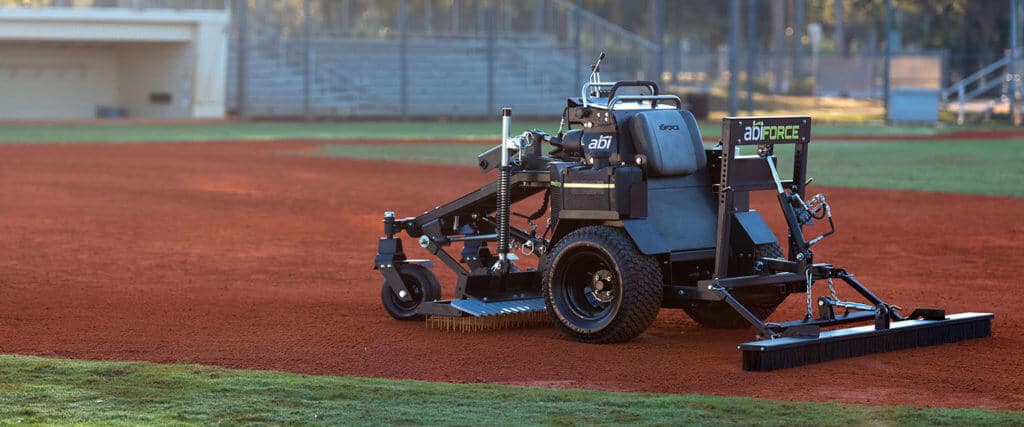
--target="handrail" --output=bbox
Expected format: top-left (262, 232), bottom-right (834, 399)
top-left (942, 53), bottom-right (1024, 125)
top-left (964, 76), bottom-right (1007, 100)
top-left (940, 55), bottom-right (1010, 100)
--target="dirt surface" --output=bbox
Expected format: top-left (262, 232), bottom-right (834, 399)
top-left (1, 140), bottom-right (1022, 410)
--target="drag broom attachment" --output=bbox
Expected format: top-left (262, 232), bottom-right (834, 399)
top-left (427, 312), bottom-right (550, 332)
top-left (425, 299), bottom-right (550, 332)
top-left (423, 108), bottom-right (551, 333)
top-left (426, 313), bottom-right (549, 332)
top-left (738, 311), bottom-right (994, 371)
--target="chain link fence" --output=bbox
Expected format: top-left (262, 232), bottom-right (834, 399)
top-left (227, 0), bottom-right (659, 119)
top-left (225, 1), bottom-right (948, 120)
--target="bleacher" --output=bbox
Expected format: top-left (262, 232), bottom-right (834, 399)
top-left (228, 37), bottom-right (578, 118)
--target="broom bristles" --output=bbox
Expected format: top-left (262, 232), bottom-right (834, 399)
top-left (741, 313), bottom-right (993, 371)
top-left (426, 311), bottom-right (550, 332)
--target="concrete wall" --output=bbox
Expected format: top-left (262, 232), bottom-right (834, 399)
top-left (118, 43), bottom-right (191, 119)
top-left (0, 7), bottom-right (228, 120)
top-left (0, 43), bottom-right (120, 119)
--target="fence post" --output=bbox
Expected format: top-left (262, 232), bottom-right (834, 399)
top-left (452, 0), bottom-right (460, 33)
top-left (477, 1), bottom-right (485, 34)
top-left (487, 0), bottom-right (496, 114)
top-left (399, 0), bottom-right (408, 118)
top-left (236, 0), bottom-right (248, 122)
top-left (653, 0), bottom-right (665, 84)
top-left (572, 0), bottom-right (582, 84)
top-left (746, 0), bottom-right (756, 114)
top-left (503, 0), bottom-right (512, 33)
top-left (340, 0), bottom-right (350, 36)
top-left (303, 0), bottom-right (312, 121)
top-left (793, 0), bottom-right (804, 78)
top-left (883, 0), bottom-right (892, 123)
top-left (728, 0), bottom-right (739, 116)
top-left (532, 0), bottom-right (543, 35)
top-left (425, 0), bottom-right (433, 34)
top-left (1011, 0), bottom-right (1018, 125)
top-left (957, 83), bottom-right (965, 125)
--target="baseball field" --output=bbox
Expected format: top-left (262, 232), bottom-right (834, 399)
top-left (1, 121), bottom-right (1023, 424)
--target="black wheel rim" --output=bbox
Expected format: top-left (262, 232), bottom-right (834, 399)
top-left (554, 246), bottom-right (620, 325)
top-left (392, 274), bottom-right (424, 311)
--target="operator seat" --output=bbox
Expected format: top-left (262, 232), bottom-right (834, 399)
top-left (628, 109), bottom-right (706, 176)
top-left (621, 108), bottom-right (717, 255)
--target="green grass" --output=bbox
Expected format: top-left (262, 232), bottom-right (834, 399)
top-left (305, 139), bottom-right (1024, 197)
top-left (772, 140), bottom-right (1024, 197)
top-left (0, 121), bottom-right (556, 143)
top-left (0, 355), bottom-right (1020, 426)
top-left (0, 120), bottom-right (973, 144)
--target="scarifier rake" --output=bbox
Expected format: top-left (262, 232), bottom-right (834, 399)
top-left (372, 53), bottom-right (992, 371)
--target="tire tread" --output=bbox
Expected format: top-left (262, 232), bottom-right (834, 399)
top-left (544, 226), bottom-right (663, 343)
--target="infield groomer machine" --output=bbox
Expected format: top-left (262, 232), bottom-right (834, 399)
top-left (373, 55), bottom-right (992, 371)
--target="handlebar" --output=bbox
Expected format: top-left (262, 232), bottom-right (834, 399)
top-left (582, 80), bottom-right (671, 109)
top-left (608, 80), bottom-right (659, 100)
top-left (608, 94), bottom-right (683, 110)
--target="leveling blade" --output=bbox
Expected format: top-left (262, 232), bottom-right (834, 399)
top-left (738, 312), bottom-right (994, 371)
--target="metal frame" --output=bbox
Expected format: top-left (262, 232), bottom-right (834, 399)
top-left (712, 116), bottom-right (810, 280)
top-left (704, 116), bottom-right (911, 339)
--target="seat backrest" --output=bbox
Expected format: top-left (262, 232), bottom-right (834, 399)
top-left (628, 110), bottom-right (706, 177)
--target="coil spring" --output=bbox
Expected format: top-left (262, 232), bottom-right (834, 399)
top-left (497, 166), bottom-right (512, 260)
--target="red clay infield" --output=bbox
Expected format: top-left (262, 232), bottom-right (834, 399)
top-left (1, 141), bottom-right (1022, 410)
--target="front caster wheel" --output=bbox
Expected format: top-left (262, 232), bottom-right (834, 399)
top-left (543, 226), bottom-right (663, 343)
top-left (381, 264), bottom-right (441, 321)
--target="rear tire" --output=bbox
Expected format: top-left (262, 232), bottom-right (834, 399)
top-left (543, 226), bottom-right (663, 343)
top-left (381, 264), bottom-right (441, 321)
top-left (681, 243), bottom-right (791, 329)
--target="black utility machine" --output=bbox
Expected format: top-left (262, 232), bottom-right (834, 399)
top-left (373, 55), bottom-right (992, 371)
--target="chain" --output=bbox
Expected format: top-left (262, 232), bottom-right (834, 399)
top-left (804, 268), bottom-right (814, 320)
top-left (827, 276), bottom-right (839, 302)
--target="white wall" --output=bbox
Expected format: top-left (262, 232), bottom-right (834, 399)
top-left (0, 8), bottom-right (229, 120)
top-left (0, 43), bottom-right (120, 119)
top-left (118, 43), bottom-right (191, 119)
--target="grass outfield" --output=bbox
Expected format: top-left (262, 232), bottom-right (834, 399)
top-left (0, 120), bottom-right (966, 143)
top-left (304, 139), bottom-right (1024, 198)
top-left (1, 355), bottom-right (1020, 425)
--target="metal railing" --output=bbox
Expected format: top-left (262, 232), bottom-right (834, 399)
top-left (940, 53), bottom-right (1021, 124)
